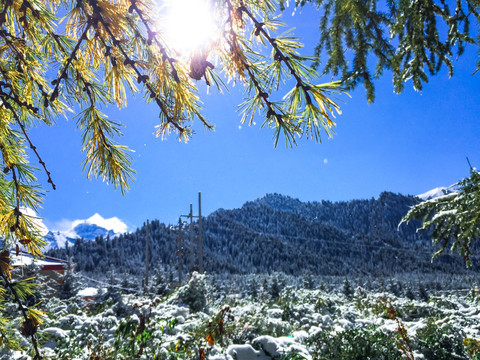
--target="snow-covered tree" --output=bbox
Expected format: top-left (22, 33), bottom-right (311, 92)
top-left (401, 165), bottom-right (480, 267)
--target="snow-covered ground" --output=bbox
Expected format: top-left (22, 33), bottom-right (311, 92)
top-left (2, 273), bottom-right (480, 360)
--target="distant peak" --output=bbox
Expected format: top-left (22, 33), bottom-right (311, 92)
top-left (417, 187), bottom-right (454, 201)
top-left (45, 214), bottom-right (128, 250)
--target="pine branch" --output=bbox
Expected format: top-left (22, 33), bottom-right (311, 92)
top-left (49, 24), bottom-right (91, 104)
top-left (239, 6), bottom-right (313, 104)
top-left (87, 2), bottom-right (185, 134)
top-left (126, 0), bottom-right (180, 82)
top-left (0, 273), bottom-right (42, 360)
top-left (0, 94), bottom-right (56, 190)
top-left (223, 0), bottom-right (298, 146)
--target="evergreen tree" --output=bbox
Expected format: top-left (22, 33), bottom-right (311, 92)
top-left (405, 286), bottom-right (416, 301)
top-left (248, 276), bottom-right (258, 300)
top-left (268, 273), bottom-right (283, 300)
top-left (303, 271), bottom-right (315, 289)
top-left (58, 270), bottom-right (80, 300)
top-left (342, 277), bottom-right (354, 298)
top-left (418, 282), bottom-right (430, 302)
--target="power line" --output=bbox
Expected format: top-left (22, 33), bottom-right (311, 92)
top-left (76, 273), bottom-right (144, 294)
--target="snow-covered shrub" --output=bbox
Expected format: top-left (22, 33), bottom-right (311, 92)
top-left (353, 294), bottom-right (390, 318)
top-left (249, 309), bottom-right (292, 338)
top-left (414, 320), bottom-right (467, 359)
top-left (314, 294), bottom-right (335, 314)
top-left (57, 270), bottom-right (82, 300)
top-left (307, 326), bottom-right (402, 359)
top-left (252, 335), bottom-right (311, 359)
top-left (177, 272), bottom-right (207, 312)
top-left (113, 314), bottom-right (152, 358)
top-left (199, 305), bottom-right (236, 347)
top-left (342, 278), bottom-right (354, 299)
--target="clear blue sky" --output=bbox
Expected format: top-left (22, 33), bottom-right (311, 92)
top-left (31, 6), bottom-right (480, 230)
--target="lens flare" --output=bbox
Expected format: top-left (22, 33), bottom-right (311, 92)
top-left (162, 0), bottom-right (218, 55)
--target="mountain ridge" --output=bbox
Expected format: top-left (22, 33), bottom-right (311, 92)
top-left (46, 191), bottom-right (477, 277)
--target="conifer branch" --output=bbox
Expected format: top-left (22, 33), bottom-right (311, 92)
top-left (0, 1), bottom-right (9, 29)
top-left (126, 0), bottom-right (180, 83)
top-left (0, 93), bottom-right (56, 190)
top-left (0, 273), bottom-right (42, 360)
top-left (14, 119), bottom-right (56, 191)
top-left (242, 61), bottom-right (294, 144)
top-left (87, 2), bottom-right (185, 134)
top-left (239, 6), bottom-right (313, 104)
top-left (49, 25), bottom-right (91, 104)
top-left (0, 86), bottom-right (39, 114)
top-left (10, 167), bottom-right (22, 233)
top-left (0, 32), bottom-right (50, 109)
top-left (223, 0), bottom-right (294, 145)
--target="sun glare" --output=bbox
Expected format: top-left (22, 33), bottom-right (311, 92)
top-left (162, 0), bottom-right (218, 55)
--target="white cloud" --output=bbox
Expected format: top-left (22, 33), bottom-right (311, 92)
top-left (323, 158), bottom-right (328, 164)
top-left (51, 219), bottom-right (79, 238)
top-left (21, 207), bottom-right (49, 237)
top-left (84, 213), bottom-right (128, 233)
top-left (52, 213), bottom-right (128, 235)
top-left (49, 231), bottom-right (70, 249)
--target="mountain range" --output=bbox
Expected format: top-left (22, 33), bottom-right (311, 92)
top-left (45, 191), bottom-right (478, 277)
top-left (43, 188), bottom-right (450, 249)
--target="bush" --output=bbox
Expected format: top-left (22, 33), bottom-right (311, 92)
top-left (307, 326), bottom-right (402, 359)
top-left (177, 272), bottom-right (207, 312)
top-left (415, 320), bottom-right (467, 360)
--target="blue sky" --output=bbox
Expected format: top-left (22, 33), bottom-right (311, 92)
top-left (31, 6), bottom-right (480, 230)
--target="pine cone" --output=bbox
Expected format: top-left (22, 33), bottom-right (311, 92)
top-left (21, 318), bottom-right (38, 337)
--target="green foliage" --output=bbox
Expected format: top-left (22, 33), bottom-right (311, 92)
top-left (354, 295), bottom-right (389, 318)
top-left (307, 326), bottom-right (402, 359)
top-left (282, 0), bottom-right (479, 102)
top-left (464, 338), bottom-right (480, 359)
top-left (314, 293), bottom-right (335, 314)
top-left (192, 305), bottom-right (238, 349)
top-left (4, 273), bottom-right (479, 359)
top-left (177, 272), bottom-right (207, 312)
top-left (401, 166), bottom-right (480, 267)
top-left (415, 320), bottom-right (468, 360)
top-left (113, 314), bottom-right (152, 358)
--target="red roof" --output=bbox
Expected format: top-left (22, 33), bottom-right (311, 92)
top-left (10, 250), bottom-right (67, 272)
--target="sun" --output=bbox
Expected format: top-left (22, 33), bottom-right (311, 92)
top-left (161, 0), bottom-right (218, 55)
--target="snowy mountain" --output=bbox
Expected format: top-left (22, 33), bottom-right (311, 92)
top-left (417, 186), bottom-right (455, 200)
top-left (47, 192), bottom-right (475, 276)
top-left (44, 213), bottom-right (128, 249)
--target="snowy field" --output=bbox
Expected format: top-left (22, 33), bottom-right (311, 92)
top-left (2, 272), bottom-right (480, 360)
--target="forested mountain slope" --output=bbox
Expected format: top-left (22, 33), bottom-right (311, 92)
top-left (47, 192), bottom-right (476, 277)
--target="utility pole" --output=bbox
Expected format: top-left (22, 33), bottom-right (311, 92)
top-left (145, 219), bottom-right (149, 289)
top-left (198, 192), bottom-right (203, 273)
top-left (175, 218), bottom-right (184, 284)
top-left (188, 204), bottom-right (194, 271)
top-left (179, 192), bottom-right (204, 273)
